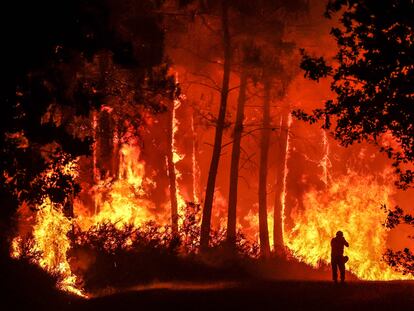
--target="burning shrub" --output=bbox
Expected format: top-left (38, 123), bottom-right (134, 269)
top-left (66, 202), bottom-right (259, 292)
top-left (73, 222), bottom-right (139, 254)
top-left (180, 201), bottom-right (259, 258)
top-left (11, 236), bottom-right (42, 263)
top-left (179, 202), bottom-right (201, 254)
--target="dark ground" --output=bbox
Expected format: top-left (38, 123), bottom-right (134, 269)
top-left (33, 280), bottom-right (414, 311)
top-left (3, 256), bottom-right (413, 310)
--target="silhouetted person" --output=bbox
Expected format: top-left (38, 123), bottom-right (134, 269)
top-left (331, 231), bottom-right (349, 283)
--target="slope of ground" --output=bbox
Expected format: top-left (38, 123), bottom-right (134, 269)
top-left (69, 280), bottom-right (414, 311)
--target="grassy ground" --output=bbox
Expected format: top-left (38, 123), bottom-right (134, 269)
top-left (4, 254), bottom-right (412, 310)
top-left (4, 261), bottom-right (413, 311)
top-left (57, 280), bottom-right (414, 311)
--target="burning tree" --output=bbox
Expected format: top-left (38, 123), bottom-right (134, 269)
top-left (226, 1), bottom-right (308, 256)
top-left (294, 0), bottom-right (414, 275)
top-left (172, 0), bottom-right (310, 253)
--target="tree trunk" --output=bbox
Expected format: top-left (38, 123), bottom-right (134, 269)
top-left (226, 70), bottom-right (247, 247)
top-left (191, 107), bottom-right (200, 203)
top-left (112, 126), bottom-right (121, 180)
top-left (258, 79), bottom-right (271, 258)
top-left (200, 0), bottom-right (231, 252)
top-left (166, 106), bottom-right (179, 234)
top-left (97, 110), bottom-right (114, 179)
top-left (92, 110), bottom-right (99, 215)
top-left (273, 112), bottom-right (289, 249)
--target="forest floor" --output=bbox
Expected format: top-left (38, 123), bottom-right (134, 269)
top-left (4, 256), bottom-right (414, 310)
top-left (55, 280), bottom-right (414, 310)
top-left (70, 281), bottom-right (414, 311)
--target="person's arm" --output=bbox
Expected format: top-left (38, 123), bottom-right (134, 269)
top-left (343, 238), bottom-right (349, 247)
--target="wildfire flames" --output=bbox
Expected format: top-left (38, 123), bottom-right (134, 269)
top-left (11, 173), bottom-right (85, 296)
top-left (11, 94), bottom-right (191, 296)
top-left (11, 109), bottom-right (414, 297)
top-left (10, 2), bottom-right (414, 309)
top-left (75, 144), bottom-right (158, 231)
top-left (10, 79), bottom-right (414, 297)
top-left (285, 171), bottom-right (411, 280)
top-left (11, 111), bottom-right (414, 299)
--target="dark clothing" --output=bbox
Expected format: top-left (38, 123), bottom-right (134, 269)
top-left (331, 256), bottom-right (346, 282)
top-left (331, 236), bottom-right (349, 282)
top-left (331, 236), bottom-right (349, 257)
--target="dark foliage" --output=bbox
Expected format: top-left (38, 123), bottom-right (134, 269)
top-left (2, 1), bottom-right (176, 300)
top-left (293, 0), bottom-right (414, 189)
top-left (69, 229), bottom-right (256, 292)
top-left (2, 0), bottom-right (174, 234)
top-left (384, 248), bottom-right (414, 276)
top-left (299, 49), bottom-right (332, 82)
top-left (382, 205), bottom-right (414, 230)
top-left (61, 202), bottom-right (258, 292)
top-left (382, 204), bottom-right (414, 275)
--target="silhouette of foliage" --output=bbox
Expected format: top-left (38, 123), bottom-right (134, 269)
top-left (382, 204), bottom-right (414, 275)
top-left (59, 202), bottom-right (259, 290)
top-left (293, 0), bottom-right (414, 190)
top-left (2, 2), bottom-right (175, 300)
top-left (382, 205), bottom-right (414, 230)
top-left (2, 0), bottom-right (174, 235)
top-left (384, 248), bottom-right (414, 276)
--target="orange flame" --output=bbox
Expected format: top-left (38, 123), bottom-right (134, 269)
top-left (12, 160), bottom-right (86, 297)
top-left (23, 160), bottom-right (84, 295)
top-left (75, 143), bottom-right (160, 231)
top-left (284, 171), bottom-right (413, 280)
top-left (30, 198), bottom-right (86, 296)
top-left (281, 114), bottom-right (292, 245)
top-left (10, 88), bottom-right (413, 299)
top-left (172, 97), bottom-right (187, 227)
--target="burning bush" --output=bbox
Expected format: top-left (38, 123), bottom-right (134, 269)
top-left (12, 200), bottom-right (259, 294)
top-left (68, 202), bottom-right (259, 292)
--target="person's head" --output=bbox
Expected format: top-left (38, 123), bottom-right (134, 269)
top-left (336, 231), bottom-right (343, 238)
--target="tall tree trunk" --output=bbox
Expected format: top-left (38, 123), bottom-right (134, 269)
top-left (112, 126), bottom-right (121, 180)
top-left (92, 110), bottom-right (99, 215)
top-left (226, 70), bottom-right (247, 247)
top-left (191, 107), bottom-right (200, 203)
top-left (200, 0), bottom-right (231, 252)
top-left (166, 106), bottom-right (179, 234)
top-left (273, 112), bottom-right (289, 249)
top-left (97, 110), bottom-right (114, 179)
top-left (258, 79), bottom-right (271, 258)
